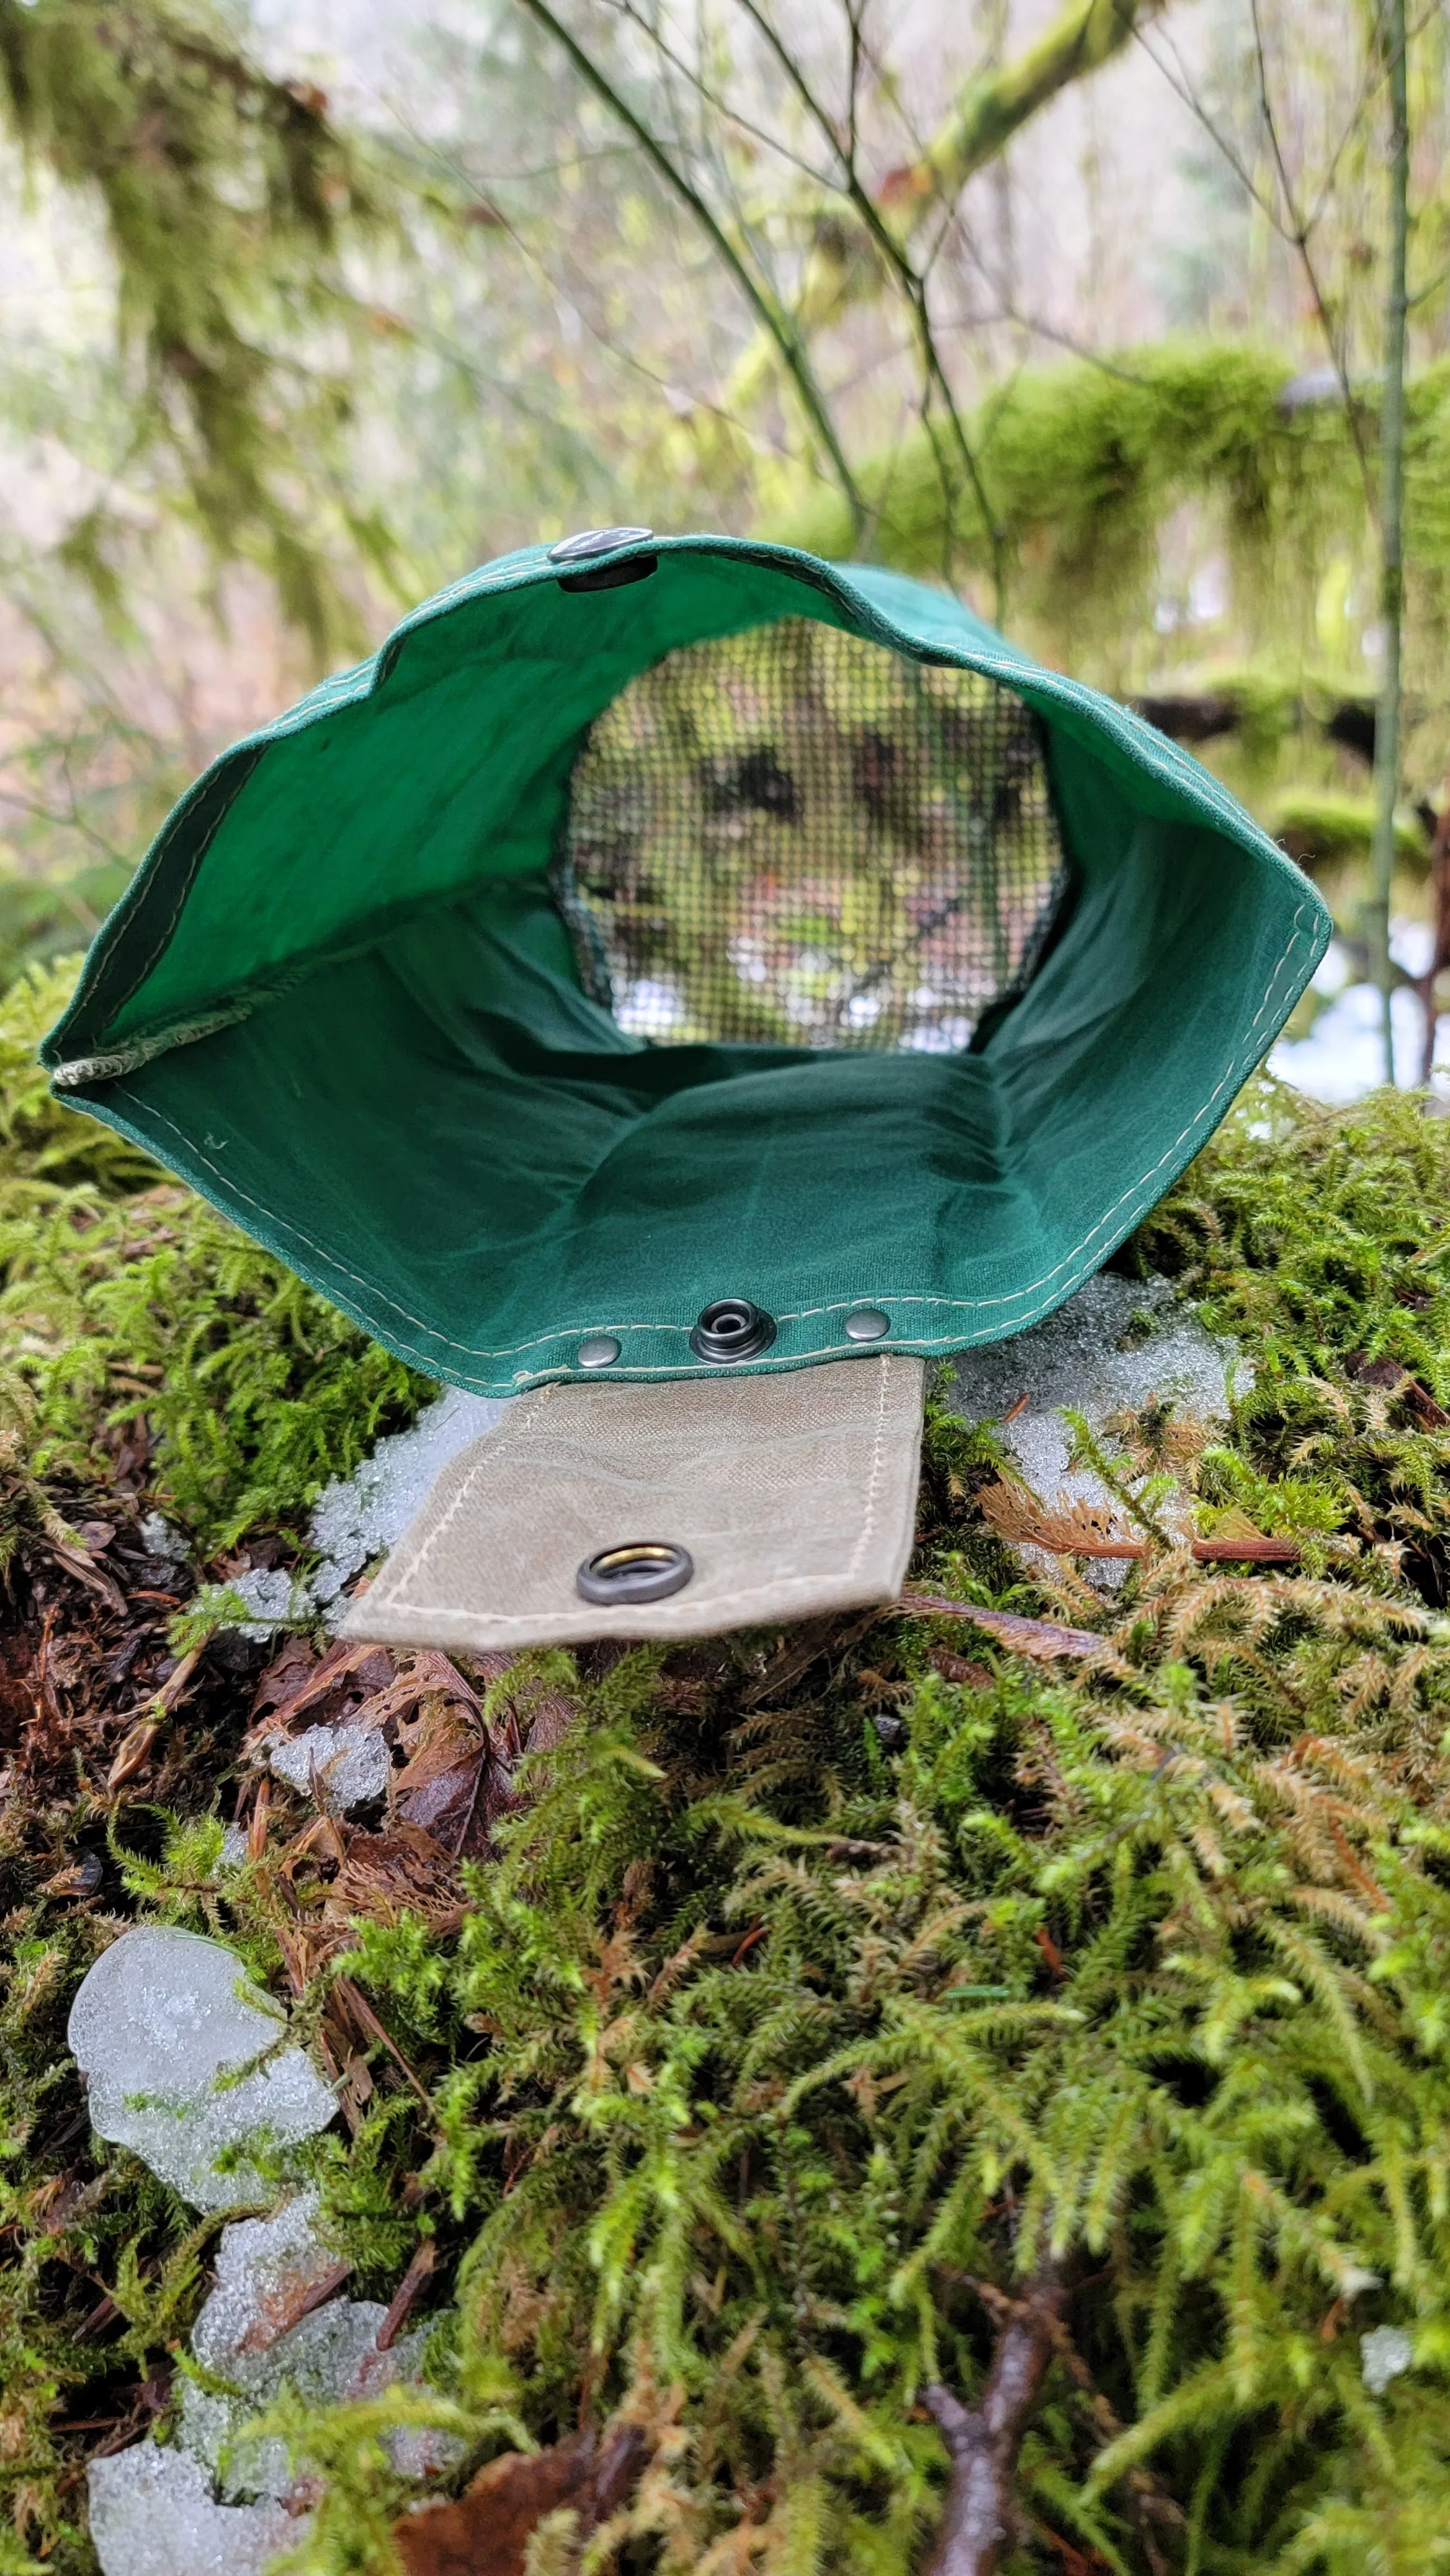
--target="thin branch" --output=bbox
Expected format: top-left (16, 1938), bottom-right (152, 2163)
top-left (513, 0), bottom-right (867, 531)
top-left (726, 0), bottom-right (1009, 605)
top-left (1246, 0), bottom-right (1371, 493)
top-left (604, 0), bottom-right (837, 187)
top-left (922, 2262), bottom-right (1066, 2576)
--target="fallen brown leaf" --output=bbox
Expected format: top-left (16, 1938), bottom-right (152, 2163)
top-left (1346, 1350), bottom-right (1450, 1427)
top-left (327, 1822), bottom-right (466, 1931)
top-left (42, 1851), bottom-right (103, 1899)
top-left (393, 2424), bottom-right (648, 2576)
top-left (106, 1721), bottom-right (159, 1792)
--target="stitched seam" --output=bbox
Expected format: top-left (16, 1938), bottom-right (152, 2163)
top-left (67, 536), bottom-right (1314, 1065)
top-left (383, 1362), bottom-right (919, 1622)
top-left (845, 1358), bottom-right (892, 1582)
top-left (372, 1567), bottom-right (899, 1624)
top-left (366, 1389), bottom-right (551, 1607)
top-left (107, 895), bottom-right (1315, 1370)
top-left (86, 756), bottom-right (264, 1039)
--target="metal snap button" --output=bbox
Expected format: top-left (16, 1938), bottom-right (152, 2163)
top-left (548, 526), bottom-right (654, 562)
top-left (578, 1334), bottom-right (621, 1368)
top-left (844, 1308), bottom-right (890, 1341)
top-left (576, 1540), bottom-right (693, 1605)
top-left (689, 1297), bottom-right (777, 1363)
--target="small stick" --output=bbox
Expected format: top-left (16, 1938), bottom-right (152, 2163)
top-left (377, 2239), bottom-right (437, 2350)
top-left (923, 2263), bottom-right (1066, 2575)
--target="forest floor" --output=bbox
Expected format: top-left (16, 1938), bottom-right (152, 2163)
top-left (5, 955), bottom-right (1450, 2576)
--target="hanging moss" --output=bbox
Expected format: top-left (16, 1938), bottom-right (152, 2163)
top-left (768, 345), bottom-right (1450, 723)
top-left (1271, 788), bottom-right (1430, 876)
top-left (0, 0), bottom-right (402, 660)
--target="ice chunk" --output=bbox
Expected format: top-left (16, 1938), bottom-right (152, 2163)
top-left (179, 2190), bottom-right (454, 2499)
top-left (186, 1568), bottom-right (316, 1645)
top-left (948, 1273), bottom-right (1248, 1589)
top-left (188, 2192), bottom-right (342, 2378)
top-left (88, 2443), bottom-right (299, 2576)
top-left (68, 1927), bottom-right (335, 2210)
top-left (1361, 2324), bottom-right (1414, 2394)
top-left (309, 1385), bottom-right (507, 1608)
top-left (138, 1511), bottom-right (189, 1566)
top-left (182, 2300), bottom-right (411, 2499)
top-left (268, 1721), bottom-right (390, 1811)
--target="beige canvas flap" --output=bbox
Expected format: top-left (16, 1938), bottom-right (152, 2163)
top-left (342, 1354), bottom-right (925, 1650)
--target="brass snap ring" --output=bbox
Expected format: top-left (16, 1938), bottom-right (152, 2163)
top-left (576, 1541), bottom-right (694, 1605)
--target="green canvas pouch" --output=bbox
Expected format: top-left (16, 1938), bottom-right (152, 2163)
top-left (41, 526), bottom-right (1330, 1638)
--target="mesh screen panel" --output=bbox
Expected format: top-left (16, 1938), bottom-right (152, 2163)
top-left (554, 618), bottom-right (1069, 1052)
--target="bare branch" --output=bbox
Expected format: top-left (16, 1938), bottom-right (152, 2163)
top-left (922, 2262), bottom-right (1066, 2576)
top-left (512, 0), bottom-right (867, 529)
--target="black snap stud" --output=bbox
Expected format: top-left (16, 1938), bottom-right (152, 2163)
top-left (844, 1307), bottom-right (890, 1341)
top-left (548, 526), bottom-right (654, 562)
top-left (576, 1540), bottom-right (694, 1605)
top-left (549, 527), bottom-right (658, 595)
top-left (689, 1296), bottom-right (777, 1363)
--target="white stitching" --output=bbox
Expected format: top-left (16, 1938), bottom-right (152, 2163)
top-left (65, 537), bottom-right (1314, 1075)
top-left (108, 891), bottom-right (1318, 1381)
top-left (359, 1570), bottom-right (890, 1629)
top-left (845, 1356), bottom-right (892, 1581)
top-left (365, 1387), bottom-right (551, 1606)
top-left (89, 765), bottom-right (262, 1037)
top-left (369, 1359), bottom-right (919, 1622)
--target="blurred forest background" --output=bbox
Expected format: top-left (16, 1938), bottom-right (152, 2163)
top-left (1, 0), bottom-right (1446, 1091)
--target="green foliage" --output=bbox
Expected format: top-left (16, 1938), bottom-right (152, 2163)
top-left (0, 961), bottom-right (431, 1545)
top-left (8, 949), bottom-right (1450, 2569)
top-left (0, 0), bottom-right (402, 659)
top-left (769, 346), bottom-right (1450, 736)
top-left (312, 1586), bottom-right (1450, 2571)
top-left (249, 1081), bottom-right (1450, 2573)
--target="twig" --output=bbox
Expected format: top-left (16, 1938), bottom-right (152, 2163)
top-left (1415, 788), bottom-right (1450, 1084)
top-left (377, 2238), bottom-right (438, 2350)
top-left (512, 0), bottom-right (866, 531)
top-left (1368, 0), bottom-right (1411, 1079)
top-left (923, 2262), bottom-right (1066, 2575)
top-left (899, 1595), bottom-right (1106, 1660)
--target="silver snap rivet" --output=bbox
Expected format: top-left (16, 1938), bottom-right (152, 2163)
top-left (578, 1334), bottom-right (622, 1368)
top-left (844, 1308), bottom-right (890, 1341)
top-left (576, 1540), bottom-right (694, 1605)
top-left (548, 526), bottom-right (654, 564)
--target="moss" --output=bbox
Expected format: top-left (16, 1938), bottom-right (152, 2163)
top-left (0, 961), bottom-right (431, 1548)
top-left (8, 965), bottom-right (1450, 2569)
top-left (767, 345), bottom-right (1450, 741)
top-left (1270, 788), bottom-right (1431, 875)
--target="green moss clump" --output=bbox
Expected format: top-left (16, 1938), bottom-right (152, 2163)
top-left (8, 961), bottom-right (1450, 2571)
top-left (0, 961), bottom-right (431, 1547)
top-left (1270, 789), bottom-right (1430, 876)
top-left (267, 1080), bottom-right (1450, 2574)
top-left (767, 345), bottom-right (1450, 741)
